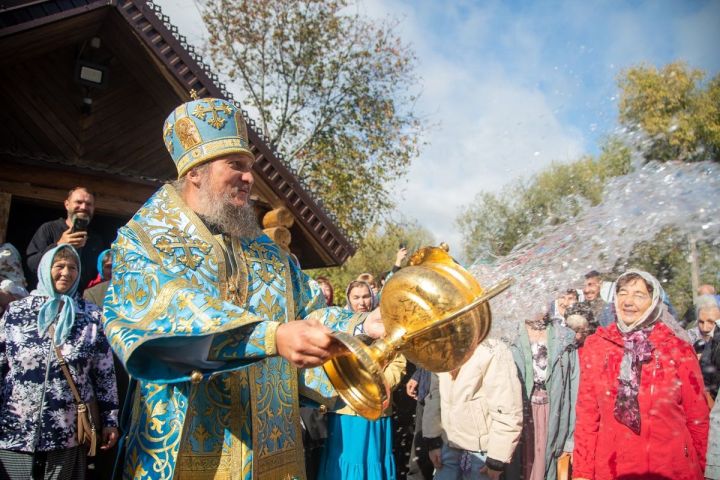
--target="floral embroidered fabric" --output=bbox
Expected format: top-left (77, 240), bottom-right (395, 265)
top-left (530, 340), bottom-right (548, 388)
top-left (0, 296), bottom-right (118, 452)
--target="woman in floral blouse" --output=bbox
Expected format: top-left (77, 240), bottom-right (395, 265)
top-left (0, 244), bottom-right (119, 479)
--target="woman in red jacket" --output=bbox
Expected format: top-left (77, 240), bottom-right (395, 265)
top-left (573, 269), bottom-right (709, 480)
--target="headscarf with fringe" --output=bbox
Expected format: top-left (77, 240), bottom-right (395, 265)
top-left (612, 269), bottom-right (688, 434)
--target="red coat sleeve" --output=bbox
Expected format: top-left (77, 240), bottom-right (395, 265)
top-left (676, 342), bottom-right (710, 469)
top-left (573, 339), bottom-right (601, 479)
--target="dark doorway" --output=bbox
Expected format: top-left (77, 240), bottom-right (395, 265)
top-left (6, 197), bottom-right (129, 290)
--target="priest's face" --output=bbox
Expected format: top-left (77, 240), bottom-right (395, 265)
top-left (206, 154), bottom-right (255, 207)
top-left (191, 154), bottom-right (261, 238)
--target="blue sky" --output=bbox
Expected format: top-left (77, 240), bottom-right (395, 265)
top-left (156, 0), bottom-right (720, 258)
top-left (397, 0), bottom-right (720, 153)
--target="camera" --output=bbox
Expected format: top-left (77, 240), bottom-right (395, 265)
top-left (71, 215), bottom-right (90, 233)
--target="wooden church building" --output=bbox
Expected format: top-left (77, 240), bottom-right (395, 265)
top-left (0, 0), bottom-right (354, 282)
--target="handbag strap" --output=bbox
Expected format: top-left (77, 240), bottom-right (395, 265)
top-left (47, 325), bottom-right (84, 406)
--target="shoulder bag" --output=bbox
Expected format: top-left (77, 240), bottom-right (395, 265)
top-left (49, 325), bottom-right (100, 457)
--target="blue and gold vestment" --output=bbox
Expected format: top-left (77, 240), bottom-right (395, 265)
top-left (104, 185), bottom-right (361, 480)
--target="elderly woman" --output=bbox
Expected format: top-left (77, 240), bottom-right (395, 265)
top-left (510, 306), bottom-right (578, 480)
top-left (0, 245), bottom-right (119, 479)
top-left (573, 269), bottom-right (709, 480)
top-left (318, 280), bottom-right (406, 480)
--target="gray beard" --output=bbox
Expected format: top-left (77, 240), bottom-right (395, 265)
top-left (194, 183), bottom-right (262, 239)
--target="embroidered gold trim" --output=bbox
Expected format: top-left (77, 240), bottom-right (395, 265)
top-left (176, 139), bottom-right (253, 177)
top-left (229, 236), bottom-right (249, 307)
top-left (263, 322), bottom-right (280, 356)
top-left (250, 361), bottom-right (305, 480)
top-left (348, 312), bottom-right (369, 334)
top-left (281, 253), bottom-right (296, 323)
top-left (297, 384), bottom-right (339, 409)
top-left (165, 185), bottom-right (229, 300)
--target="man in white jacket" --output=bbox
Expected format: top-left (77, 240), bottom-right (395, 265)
top-left (422, 338), bottom-right (523, 479)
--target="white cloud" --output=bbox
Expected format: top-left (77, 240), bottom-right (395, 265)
top-left (393, 69), bottom-right (586, 257)
top-left (674, 1), bottom-right (720, 72)
top-left (367, 1), bottom-right (587, 257)
top-left (155, 0), bottom-right (208, 43)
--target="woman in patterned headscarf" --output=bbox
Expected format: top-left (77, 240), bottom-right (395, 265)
top-left (0, 245), bottom-right (119, 479)
top-left (573, 269), bottom-right (709, 480)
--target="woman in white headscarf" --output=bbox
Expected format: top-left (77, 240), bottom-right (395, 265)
top-left (0, 245), bottom-right (119, 479)
top-left (572, 269), bottom-right (709, 480)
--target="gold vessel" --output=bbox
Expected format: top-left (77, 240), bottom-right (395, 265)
top-left (323, 246), bottom-right (512, 420)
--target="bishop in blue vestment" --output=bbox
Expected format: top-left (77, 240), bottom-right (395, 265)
top-left (103, 95), bottom-right (366, 479)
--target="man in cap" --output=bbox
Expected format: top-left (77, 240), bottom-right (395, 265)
top-left (104, 94), bottom-right (375, 479)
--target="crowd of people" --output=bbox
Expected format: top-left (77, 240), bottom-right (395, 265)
top-left (0, 93), bottom-right (718, 480)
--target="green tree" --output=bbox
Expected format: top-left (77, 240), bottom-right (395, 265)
top-left (200, 0), bottom-right (426, 242)
top-left (613, 227), bottom-right (720, 320)
top-left (456, 138), bottom-right (632, 261)
top-left (618, 62), bottom-right (720, 162)
top-left (308, 220), bottom-right (435, 305)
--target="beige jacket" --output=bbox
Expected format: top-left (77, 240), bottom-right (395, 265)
top-left (422, 339), bottom-right (523, 463)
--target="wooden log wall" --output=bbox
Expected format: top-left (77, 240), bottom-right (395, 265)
top-left (263, 207), bottom-right (293, 251)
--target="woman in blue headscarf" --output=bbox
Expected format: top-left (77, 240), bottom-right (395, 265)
top-left (83, 249), bottom-right (112, 308)
top-left (84, 249), bottom-right (112, 290)
top-left (0, 244), bottom-right (119, 479)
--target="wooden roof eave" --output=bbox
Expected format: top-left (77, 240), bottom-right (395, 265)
top-left (114, 0), bottom-right (354, 265)
top-left (0, 0), bottom-right (355, 266)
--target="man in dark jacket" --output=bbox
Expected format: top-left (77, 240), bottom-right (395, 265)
top-left (26, 186), bottom-right (105, 292)
top-left (582, 270), bottom-right (611, 326)
top-left (696, 296), bottom-right (720, 400)
top-left (406, 367), bottom-right (434, 480)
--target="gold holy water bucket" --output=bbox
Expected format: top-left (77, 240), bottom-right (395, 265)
top-left (323, 246), bottom-right (512, 420)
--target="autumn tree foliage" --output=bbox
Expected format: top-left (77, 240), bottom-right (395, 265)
top-left (456, 138), bottom-right (632, 261)
top-left (618, 62), bottom-right (720, 162)
top-left (457, 62), bottom-right (719, 263)
top-left (309, 220), bottom-right (435, 304)
top-left (200, 0), bottom-right (426, 242)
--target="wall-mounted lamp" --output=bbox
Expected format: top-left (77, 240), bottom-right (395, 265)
top-left (74, 36), bottom-right (111, 115)
top-left (75, 61), bottom-right (109, 89)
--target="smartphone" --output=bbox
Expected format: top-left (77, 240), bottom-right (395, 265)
top-left (399, 243), bottom-right (407, 249)
top-left (71, 215), bottom-right (90, 233)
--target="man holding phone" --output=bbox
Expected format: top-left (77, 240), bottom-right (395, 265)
top-left (26, 186), bottom-right (105, 291)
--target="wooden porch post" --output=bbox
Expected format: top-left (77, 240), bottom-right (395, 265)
top-left (0, 192), bottom-right (11, 244)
